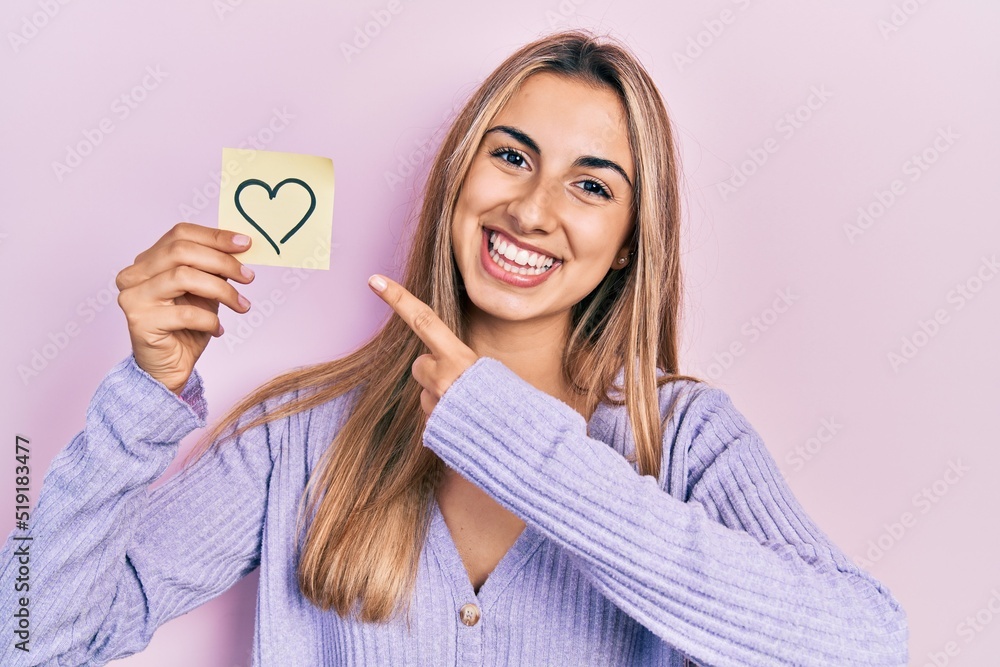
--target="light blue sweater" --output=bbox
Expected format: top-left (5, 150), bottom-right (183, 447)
top-left (0, 353), bottom-right (908, 666)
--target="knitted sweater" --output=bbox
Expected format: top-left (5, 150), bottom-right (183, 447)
top-left (0, 353), bottom-right (908, 666)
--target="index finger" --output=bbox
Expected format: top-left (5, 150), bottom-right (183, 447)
top-left (120, 222), bottom-right (254, 291)
top-left (159, 221), bottom-right (251, 254)
top-left (368, 274), bottom-right (455, 356)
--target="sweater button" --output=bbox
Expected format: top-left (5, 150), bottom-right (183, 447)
top-left (459, 603), bottom-right (481, 626)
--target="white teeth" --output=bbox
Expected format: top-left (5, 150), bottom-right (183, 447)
top-left (487, 230), bottom-right (555, 276)
top-left (488, 231), bottom-right (555, 268)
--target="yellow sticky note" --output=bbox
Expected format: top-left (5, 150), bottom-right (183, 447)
top-left (217, 148), bottom-right (334, 269)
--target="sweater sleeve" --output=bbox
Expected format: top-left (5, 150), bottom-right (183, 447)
top-left (421, 357), bottom-right (909, 667)
top-left (0, 353), bottom-right (281, 667)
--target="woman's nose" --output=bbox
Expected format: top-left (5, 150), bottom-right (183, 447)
top-left (505, 177), bottom-right (561, 233)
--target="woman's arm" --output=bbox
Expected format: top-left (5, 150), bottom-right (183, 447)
top-left (0, 353), bottom-right (280, 666)
top-left (421, 357), bottom-right (908, 667)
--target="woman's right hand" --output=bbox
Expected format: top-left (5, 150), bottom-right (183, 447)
top-left (116, 222), bottom-right (255, 395)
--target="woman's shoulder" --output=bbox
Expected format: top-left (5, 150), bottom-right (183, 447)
top-left (651, 370), bottom-right (722, 420)
top-left (654, 373), bottom-right (752, 447)
top-left (653, 374), bottom-right (773, 497)
top-left (598, 367), bottom-right (724, 440)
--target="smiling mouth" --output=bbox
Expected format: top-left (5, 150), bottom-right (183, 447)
top-left (485, 229), bottom-right (560, 275)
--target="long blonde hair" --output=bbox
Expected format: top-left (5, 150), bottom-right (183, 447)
top-left (183, 28), bottom-right (702, 626)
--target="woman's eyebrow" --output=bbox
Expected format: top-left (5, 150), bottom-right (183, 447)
top-left (484, 125), bottom-right (633, 190)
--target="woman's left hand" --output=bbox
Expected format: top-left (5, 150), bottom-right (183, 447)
top-left (368, 273), bottom-right (480, 417)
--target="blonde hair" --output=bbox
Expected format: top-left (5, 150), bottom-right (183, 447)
top-left (182, 28), bottom-right (702, 627)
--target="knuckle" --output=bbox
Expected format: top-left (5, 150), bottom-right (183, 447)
top-left (167, 238), bottom-right (194, 262)
top-left (177, 307), bottom-right (196, 325)
top-left (172, 264), bottom-right (192, 281)
top-left (169, 221), bottom-right (188, 238)
top-left (412, 307), bottom-right (435, 333)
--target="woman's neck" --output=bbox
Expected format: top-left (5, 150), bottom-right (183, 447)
top-left (464, 310), bottom-right (597, 421)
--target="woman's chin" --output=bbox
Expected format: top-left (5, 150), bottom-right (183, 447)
top-left (463, 287), bottom-right (525, 320)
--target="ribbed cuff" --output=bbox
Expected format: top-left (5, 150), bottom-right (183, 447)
top-left (85, 354), bottom-right (209, 450)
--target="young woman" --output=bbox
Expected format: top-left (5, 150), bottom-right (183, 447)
top-left (1, 30), bottom-right (907, 666)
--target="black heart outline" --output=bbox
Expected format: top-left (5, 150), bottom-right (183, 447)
top-left (234, 178), bottom-right (317, 256)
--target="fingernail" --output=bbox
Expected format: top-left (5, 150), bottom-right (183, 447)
top-left (240, 264), bottom-right (255, 280)
top-left (233, 234), bottom-right (250, 247)
top-left (217, 324), bottom-right (225, 336)
top-left (368, 274), bottom-right (387, 292)
top-left (238, 294), bottom-right (251, 310)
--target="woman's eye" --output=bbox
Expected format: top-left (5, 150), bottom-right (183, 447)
top-left (489, 146), bottom-right (611, 200)
top-left (580, 179), bottom-right (611, 199)
top-left (490, 147), bottom-right (526, 168)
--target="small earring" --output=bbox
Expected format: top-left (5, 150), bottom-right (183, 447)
top-left (618, 257), bottom-right (626, 264)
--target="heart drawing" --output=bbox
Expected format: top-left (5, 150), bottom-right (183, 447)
top-left (234, 178), bottom-right (316, 255)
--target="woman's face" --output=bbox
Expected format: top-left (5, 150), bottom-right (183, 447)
top-left (451, 71), bottom-right (636, 331)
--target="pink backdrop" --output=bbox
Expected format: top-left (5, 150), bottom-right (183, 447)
top-left (3, 1), bottom-right (998, 665)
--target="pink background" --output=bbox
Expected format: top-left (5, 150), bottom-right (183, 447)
top-left (3, 1), bottom-right (998, 665)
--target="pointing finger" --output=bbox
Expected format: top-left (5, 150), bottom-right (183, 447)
top-left (368, 274), bottom-right (457, 357)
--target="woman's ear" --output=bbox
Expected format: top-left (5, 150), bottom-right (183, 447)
top-left (612, 218), bottom-right (638, 270)
top-left (611, 245), bottom-right (634, 270)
